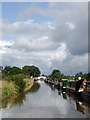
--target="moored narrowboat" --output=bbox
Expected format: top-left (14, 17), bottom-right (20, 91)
top-left (34, 78), bottom-right (38, 83)
top-left (81, 81), bottom-right (90, 103)
top-left (66, 79), bottom-right (86, 95)
top-left (60, 79), bottom-right (68, 90)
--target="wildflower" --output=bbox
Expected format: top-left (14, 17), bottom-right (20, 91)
top-left (14, 91), bottom-right (17, 94)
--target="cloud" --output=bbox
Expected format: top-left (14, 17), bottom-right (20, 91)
top-left (15, 2), bottom-right (88, 55)
top-left (2, 2), bottom-right (88, 75)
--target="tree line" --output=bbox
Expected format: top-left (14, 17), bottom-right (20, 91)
top-left (0, 65), bottom-right (89, 81)
top-left (49, 69), bottom-right (90, 81)
top-left (2, 65), bottom-right (41, 77)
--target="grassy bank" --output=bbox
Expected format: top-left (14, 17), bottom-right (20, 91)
top-left (0, 76), bottom-right (34, 108)
top-left (24, 78), bottom-right (34, 92)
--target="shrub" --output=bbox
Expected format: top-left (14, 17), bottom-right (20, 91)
top-left (9, 66), bottom-right (22, 75)
top-left (2, 87), bottom-right (10, 99)
top-left (4, 74), bottom-right (25, 91)
top-left (5, 75), bottom-right (15, 82)
top-left (14, 74), bottom-right (26, 91)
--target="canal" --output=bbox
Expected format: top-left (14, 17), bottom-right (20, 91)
top-left (1, 81), bottom-right (90, 118)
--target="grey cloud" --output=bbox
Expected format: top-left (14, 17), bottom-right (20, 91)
top-left (16, 2), bottom-right (88, 55)
top-left (2, 2), bottom-right (88, 75)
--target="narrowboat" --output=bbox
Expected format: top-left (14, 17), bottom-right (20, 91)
top-left (66, 79), bottom-right (86, 95)
top-left (54, 79), bottom-right (60, 89)
top-left (51, 78), bottom-right (55, 85)
top-left (49, 78), bottom-right (52, 84)
top-left (48, 78), bottom-right (55, 85)
top-left (60, 79), bottom-right (68, 90)
top-left (81, 81), bottom-right (90, 103)
top-left (44, 78), bottom-right (49, 83)
top-left (44, 78), bottom-right (48, 83)
top-left (67, 80), bottom-right (76, 93)
top-left (34, 78), bottom-right (38, 83)
top-left (57, 79), bottom-right (61, 87)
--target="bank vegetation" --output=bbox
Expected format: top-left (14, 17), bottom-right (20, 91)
top-left (0, 65), bottom-right (41, 108)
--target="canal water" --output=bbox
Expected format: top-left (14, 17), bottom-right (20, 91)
top-left (1, 81), bottom-right (90, 118)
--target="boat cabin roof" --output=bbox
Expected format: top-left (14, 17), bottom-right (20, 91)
top-left (61, 79), bottom-right (68, 81)
top-left (68, 80), bottom-right (76, 82)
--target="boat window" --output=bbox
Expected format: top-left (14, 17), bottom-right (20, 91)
top-left (87, 83), bottom-right (90, 92)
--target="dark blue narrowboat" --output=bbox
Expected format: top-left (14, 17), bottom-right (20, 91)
top-left (34, 78), bottom-right (38, 84)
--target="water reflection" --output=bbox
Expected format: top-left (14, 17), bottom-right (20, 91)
top-left (2, 92), bottom-right (26, 109)
top-left (49, 82), bottom-right (90, 118)
top-left (58, 89), bottom-right (61, 95)
top-left (66, 92), bottom-right (90, 118)
top-left (1, 81), bottom-right (90, 118)
top-left (2, 83), bottom-right (40, 109)
top-left (76, 102), bottom-right (86, 114)
top-left (62, 92), bottom-right (67, 99)
top-left (57, 88), bottom-right (67, 99)
top-left (28, 83), bottom-right (40, 93)
top-left (51, 85), bottom-right (55, 91)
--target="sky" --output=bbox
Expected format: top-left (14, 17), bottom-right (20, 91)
top-left (0, 2), bottom-right (88, 75)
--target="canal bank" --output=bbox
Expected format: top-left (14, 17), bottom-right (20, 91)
top-left (0, 78), bottom-right (34, 109)
top-left (1, 81), bottom-right (90, 118)
top-left (24, 78), bottom-right (34, 92)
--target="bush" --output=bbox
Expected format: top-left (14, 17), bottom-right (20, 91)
top-left (14, 74), bottom-right (26, 91)
top-left (5, 75), bottom-right (15, 82)
top-left (5, 74), bottom-right (25, 91)
top-left (2, 87), bottom-right (10, 99)
top-left (9, 66), bottom-right (22, 75)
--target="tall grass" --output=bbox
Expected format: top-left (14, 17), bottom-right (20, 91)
top-left (4, 74), bottom-right (26, 91)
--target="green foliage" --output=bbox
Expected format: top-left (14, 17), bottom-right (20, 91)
top-left (5, 75), bottom-right (15, 81)
top-left (3, 66), bottom-right (22, 75)
top-left (75, 72), bottom-right (89, 80)
top-left (5, 74), bottom-right (25, 91)
top-left (86, 73), bottom-right (90, 81)
top-left (9, 66), bottom-right (22, 75)
top-left (22, 65), bottom-right (41, 77)
top-left (75, 72), bottom-right (83, 78)
top-left (14, 74), bottom-right (25, 91)
top-left (51, 69), bottom-right (61, 79)
top-left (61, 74), bottom-right (67, 79)
top-left (22, 66), bottom-right (30, 75)
top-left (3, 66), bottom-right (11, 75)
top-left (2, 87), bottom-right (10, 99)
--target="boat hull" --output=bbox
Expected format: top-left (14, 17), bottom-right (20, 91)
top-left (82, 92), bottom-right (90, 103)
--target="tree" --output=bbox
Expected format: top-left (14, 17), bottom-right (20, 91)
top-left (75, 72), bottom-right (83, 79)
top-left (87, 73), bottom-right (90, 81)
top-left (22, 65), bottom-right (41, 77)
top-left (51, 69), bottom-right (61, 79)
top-left (22, 66), bottom-right (30, 75)
top-left (9, 66), bottom-right (22, 75)
top-left (3, 66), bottom-right (11, 75)
top-left (61, 74), bottom-right (67, 79)
top-left (29, 66), bottom-right (41, 77)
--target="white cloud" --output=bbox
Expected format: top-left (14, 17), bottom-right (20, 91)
top-left (0, 41), bottom-right (14, 47)
top-left (48, 22), bottom-right (55, 30)
top-left (66, 22), bottom-right (75, 30)
top-left (0, 40), bottom-right (14, 54)
top-left (2, 2), bottom-right (88, 75)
